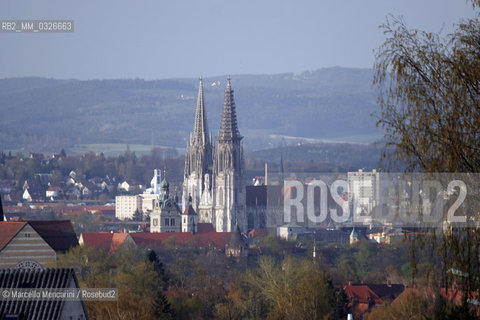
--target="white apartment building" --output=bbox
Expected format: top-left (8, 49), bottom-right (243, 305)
top-left (115, 195), bottom-right (142, 220)
top-left (115, 169), bottom-right (163, 220)
top-left (347, 169), bottom-right (381, 217)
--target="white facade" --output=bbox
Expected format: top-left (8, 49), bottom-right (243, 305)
top-left (183, 77), bottom-right (246, 233)
top-left (46, 187), bottom-right (59, 198)
top-left (141, 193), bottom-right (161, 215)
top-left (150, 198), bottom-right (182, 233)
top-left (115, 170), bottom-right (167, 220)
top-left (277, 223), bottom-right (306, 241)
top-left (22, 189), bottom-right (32, 202)
top-left (115, 195), bottom-right (142, 220)
top-left (118, 181), bottom-right (130, 192)
top-left (348, 169), bottom-right (381, 218)
top-left (182, 206), bottom-right (198, 233)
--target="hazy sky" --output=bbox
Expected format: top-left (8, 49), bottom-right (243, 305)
top-left (0, 0), bottom-right (475, 79)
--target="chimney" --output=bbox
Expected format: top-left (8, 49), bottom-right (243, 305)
top-left (264, 162), bottom-right (268, 186)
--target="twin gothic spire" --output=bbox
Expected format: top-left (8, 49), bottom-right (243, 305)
top-left (218, 76), bottom-right (242, 142)
top-left (191, 76), bottom-right (242, 148)
top-left (192, 77), bottom-right (210, 146)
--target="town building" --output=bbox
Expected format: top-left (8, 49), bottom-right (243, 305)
top-left (79, 232), bottom-right (134, 253)
top-left (115, 169), bottom-right (162, 220)
top-left (150, 176), bottom-right (182, 232)
top-left (348, 169), bottom-right (381, 219)
top-left (182, 202), bottom-right (198, 233)
top-left (115, 195), bottom-right (142, 220)
top-left (350, 227), bottom-right (360, 244)
top-left (344, 282), bottom-right (405, 318)
top-left (0, 220), bottom-right (78, 269)
top-left (81, 231), bottom-right (247, 256)
top-left (226, 223), bottom-right (248, 257)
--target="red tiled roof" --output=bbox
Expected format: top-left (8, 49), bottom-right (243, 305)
top-left (111, 233), bottom-right (131, 252)
top-left (80, 232), bottom-right (133, 253)
top-left (344, 284), bottom-right (383, 305)
top-left (47, 187), bottom-right (60, 192)
top-left (197, 223), bottom-right (215, 233)
top-left (0, 222), bottom-right (27, 251)
top-left (28, 220), bottom-right (78, 252)
top-left (80, 232), bottom-right (114, 251)
top-left (130, 232), bottom-right (232, 250)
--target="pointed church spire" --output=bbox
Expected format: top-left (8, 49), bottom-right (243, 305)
top-left (192, 77), bottom-right (209, 146)
top-left (218, 76), bottom-right (242, 141)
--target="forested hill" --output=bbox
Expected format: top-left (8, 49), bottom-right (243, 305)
top-left (0, 67), bottom-right (382, 153)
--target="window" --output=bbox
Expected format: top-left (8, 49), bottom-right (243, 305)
top-left (153, 219), bottom-right (158, 226)
top-left (170, 218), bottom-right (175, 226)
top-left (25, 233), bottom-right (30, 238)
top-left (165, 218), bottom-right (169, 226)
top-left (184, 217), bottom-right (186, 223)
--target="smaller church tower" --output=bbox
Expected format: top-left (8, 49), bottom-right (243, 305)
top-left (150, 169), bottom-right (162, 194)
top-left (225, 222), bottom-right (248, 257)
top-left (350, 227), bottom-right (359, 244)
top-left (182, 195), bottom-right (198, 233)
top-left (150, 170), bottom-right (182, 233)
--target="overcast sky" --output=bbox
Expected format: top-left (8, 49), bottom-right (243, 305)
top-left (0, 0), bottom-right (475, 80)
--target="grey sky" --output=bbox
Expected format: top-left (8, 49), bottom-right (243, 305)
top-left (0, 0), bottom-right (475, 79)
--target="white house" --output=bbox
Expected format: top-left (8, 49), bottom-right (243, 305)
top-left (277, 223), bottom-right (306, 241)
top-left (46, 186), bottom-right (60, 199)
top-left (22, 189), bottom-right (32, 202)
top-left (118, 181), bottom-right (131, 192)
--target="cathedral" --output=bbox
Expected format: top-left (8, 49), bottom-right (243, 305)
top-left (182, 77), bottom-right (247, 233)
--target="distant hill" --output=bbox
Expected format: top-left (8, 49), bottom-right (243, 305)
top-left (0, 67), bottom-right (383, 153)
top-left (248, 142), bottom-right (382, 172)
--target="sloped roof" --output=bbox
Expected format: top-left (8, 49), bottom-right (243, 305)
top-left (28, 220), bottom-right (78, 252)
top-left (0, 268), bottom-right (87, 320)
top-left (80, 232), bottom-right (134, 253)
top-left (197, 223), bottom-right (215, 233)
top-left (367, 284), bottom-right (405, 301)
top-left (130, 232), bottom-right (232, 250)
top-left (80, 232), bottom-right (114, 251)
top-left (0, 222), bottom-right (27, 251)
top-left (344, 284), bottom-right (383, 305)
top-left (111, 233), bottom-right (131, 252)
top-left (183, 205), bottom-right (197, 216)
